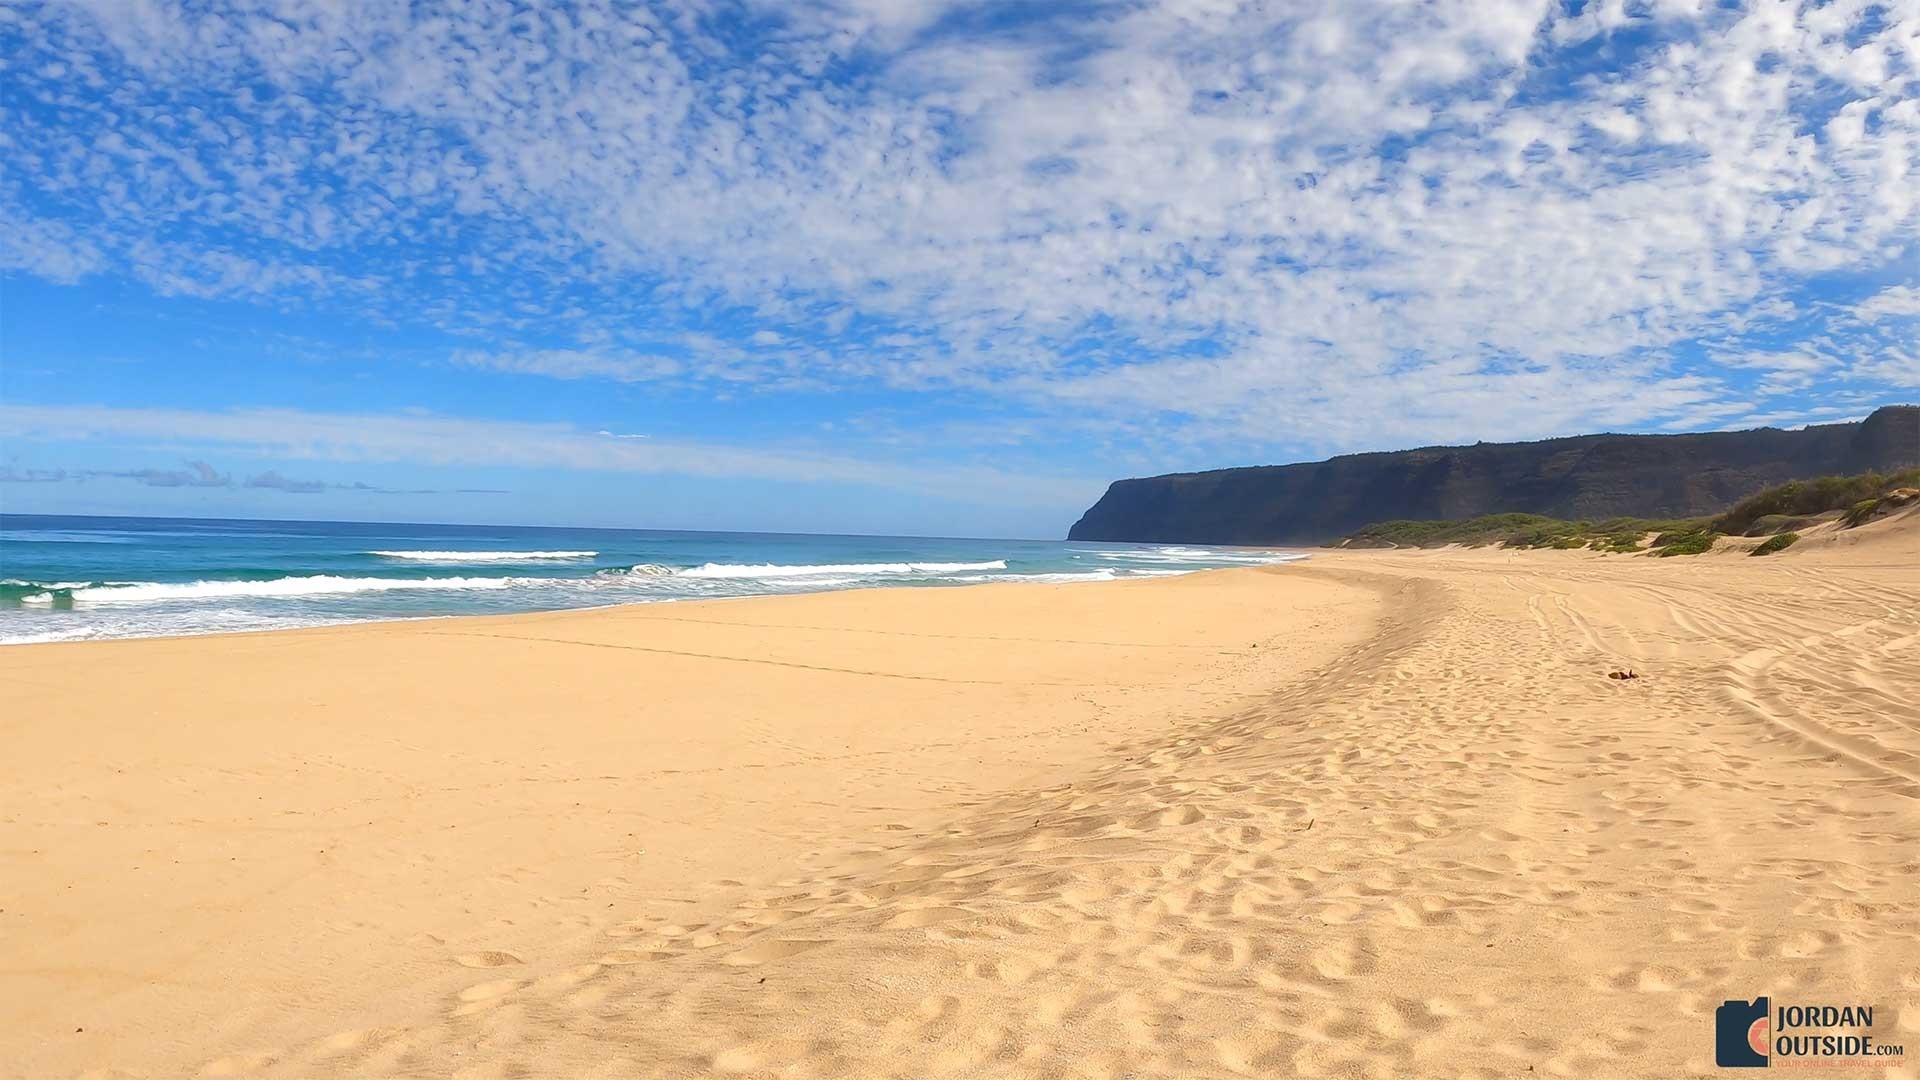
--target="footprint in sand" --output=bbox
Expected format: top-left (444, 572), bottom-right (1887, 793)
top-left (453, 950), bottom-right (523, 968)
top-left (456, 977), bottom-right (521, 1003)
top-left (884, 906), bottom-right (973, 929)
top-left (598, 947), bottom-right (674, 964)
top-left (198, 1051), bottom-right (279, 1076)
top-left (724, 937), bottom-right (830, 966)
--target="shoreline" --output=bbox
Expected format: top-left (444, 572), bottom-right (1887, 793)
top-left (0, 551), bottom-right (1316, 649)
top-left (5, 533), bottom-right (1917, 1079)
top-left (1, 564), bottom-right (1377, 1078)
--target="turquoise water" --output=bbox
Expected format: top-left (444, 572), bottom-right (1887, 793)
top-left (0, 515), bottom-right (1305, 644)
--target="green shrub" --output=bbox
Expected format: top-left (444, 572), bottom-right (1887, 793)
top-left (1339, 513), bottom-right (1570, 549)
top-left (1750, 532), bottom-right (1799, 556)
top-left (1712, 467), bottom-right (1920, 535)
top-left (1337, 513), bottom-right (1701, 551)
top-left (1744, 512), bottom-right (1828, 536)
top-left (1841, 498), bottom-right (1882, 528)
top-left (1655, 530), bottom-right (1716, 556)
top-left (1336, 465), bottom-right (1920, 552)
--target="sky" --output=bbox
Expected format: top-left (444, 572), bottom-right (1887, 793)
top-left (1, 0), bottom-right (1917, 538)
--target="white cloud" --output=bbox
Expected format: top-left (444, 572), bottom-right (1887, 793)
top-left (0, 402), bottom-right (1101, 508)
top-left (0, 465), bottom-right (70, 483)
top-left (91, 460), bottom-right (231, 488)
top-left (451, 348), bottom-right (685, 383)
top-left (1, 0), bottom-right (1915, 453)
top-left (1853, 285), bottom-right (1920, 323)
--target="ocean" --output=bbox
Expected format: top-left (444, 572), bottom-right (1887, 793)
top-left (0, 515), bottom-right (1305, 644)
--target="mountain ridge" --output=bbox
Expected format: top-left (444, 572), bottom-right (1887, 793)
top-left (1068, 405), bottom-right (1920, 545)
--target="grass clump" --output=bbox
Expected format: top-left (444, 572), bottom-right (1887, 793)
top-left (1338, 513), bottom-right (1700, 552)
top-left (1711, 468), bottom-right (1920, 536)
top-left (1341, 513), bottom-right (1561, 549)
top-left (1652, 529), bottom-right (1716, 556)
top-left (1841, 498), bottom-right (1882, 528)
top-left (1338, 466), bottom-right (1920, 553)
top-left (1750, 532), bottom-right (1799, 556)
top-left (1743, 512), bottom-right (1828, 535)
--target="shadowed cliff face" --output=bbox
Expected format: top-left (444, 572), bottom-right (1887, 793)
top-left (1068, 406), bottom-right (1920, 545)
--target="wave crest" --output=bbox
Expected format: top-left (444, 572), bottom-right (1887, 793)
top-left (67, 575), bottom-right (517, 604)
top-left (1096, 546), bottom-right (1303, 564)
top-left (369, 550), bottom-right (597, 562)
top-left (677, 560), bottom-right (1007, 580)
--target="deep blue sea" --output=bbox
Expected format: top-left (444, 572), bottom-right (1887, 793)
top-left (0, 515), bottom-right (1305, 644)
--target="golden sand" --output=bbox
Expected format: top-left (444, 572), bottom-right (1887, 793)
top-left (3, 514), bottom-right (1916, 1079)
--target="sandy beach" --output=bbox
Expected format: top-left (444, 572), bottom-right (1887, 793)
top-left (4, 522), bottom-right (1918, 1079)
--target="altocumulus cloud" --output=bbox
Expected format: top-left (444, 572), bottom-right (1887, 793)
top-left (0, 1), bottom-right (1915, 454)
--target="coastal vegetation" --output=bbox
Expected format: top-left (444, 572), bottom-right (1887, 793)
top-left (1709, 467), bottom-right (1920, 535)
top-left (1336, 467), bottom-right (1920, 555)
top-left (1340, 513), bottom-right (1706, 552)
top-left (1842, 499), bottom-right (1882, 527)
top-left (1652, 529), bottom-right (1716, 556)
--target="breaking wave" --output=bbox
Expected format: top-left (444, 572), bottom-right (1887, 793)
top-left (677, 560), bottom-right (1007, 579)
top-left (40, 576), bottom-right (518, 604)
top-left (369, 550), bottom-right (597, 562)
top-left (1093, 546), bottom-right (1304, 565)
top-left (596, 563), bottom-right (674, 577)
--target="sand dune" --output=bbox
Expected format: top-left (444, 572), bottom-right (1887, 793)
top-left (4, 521), bottom-right (1917, 1079)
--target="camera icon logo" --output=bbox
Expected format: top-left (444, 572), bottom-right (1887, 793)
top-left (1716, 997), bottom-right (1770, 1068)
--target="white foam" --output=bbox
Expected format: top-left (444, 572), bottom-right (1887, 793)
top-left (1097, 547), bottom-right (1304, 565)
top-left (954, 569), bottom-right (1123, 583)
top-left (597, 563), bottom-right (674, 577)
top-left (67, 575), bottom-right (518, 604)
top-left (0, 605), bottom-right (352, 644)
top-left (369, 550), bottom-right (597, 562)
top-left (678, 560), bottom-right (1007, 579)
top-left (0, 626), bottom-right (114, 644)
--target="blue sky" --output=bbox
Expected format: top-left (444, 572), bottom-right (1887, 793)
top-left (1, 0), bottom-right (1916, 538)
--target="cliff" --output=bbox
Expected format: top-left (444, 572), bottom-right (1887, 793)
top-left (1068, 405), bottom-right (1920, 546)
